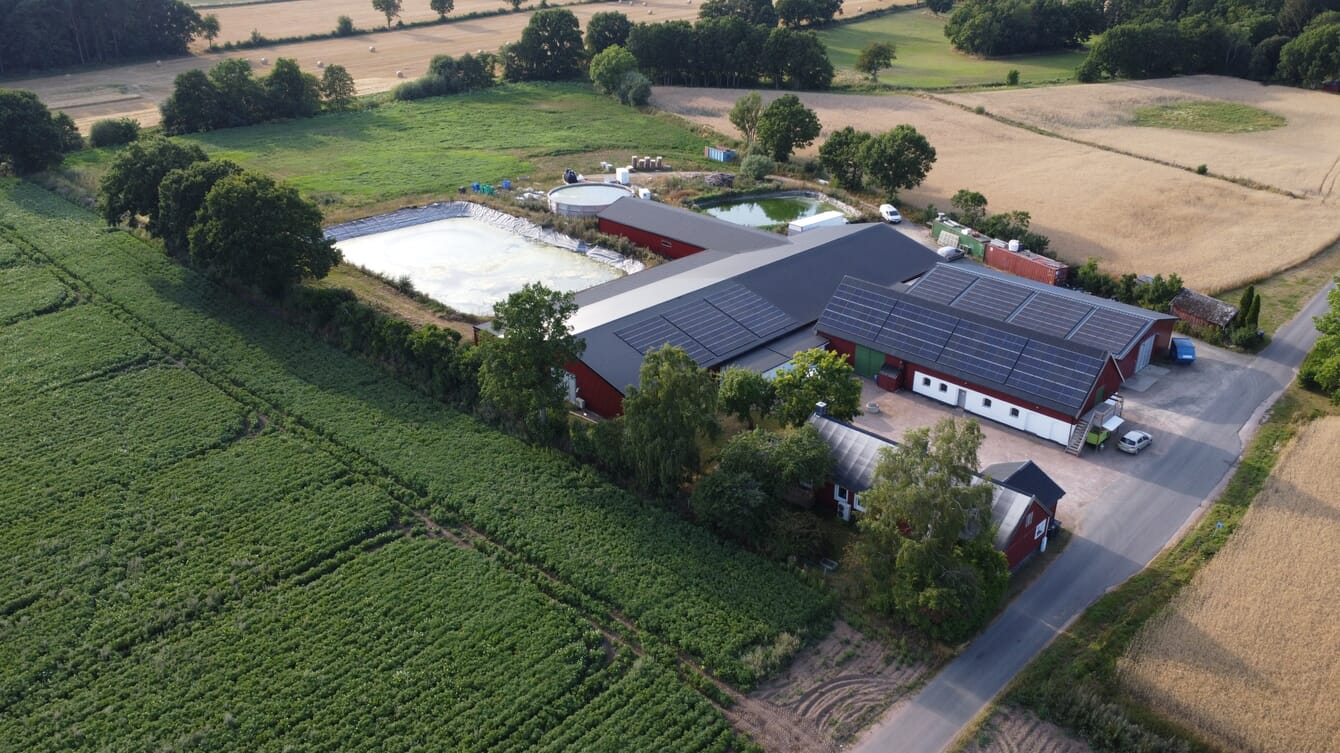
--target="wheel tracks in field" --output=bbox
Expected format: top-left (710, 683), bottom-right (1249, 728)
top-left (1320, 153), bottom-right (1340, 204)
top-left (919, 93), bottom-right (1306, 200)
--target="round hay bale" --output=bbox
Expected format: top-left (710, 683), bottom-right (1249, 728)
top-left (368, 45), bottom-right (376, 52)
top-left (260, 56), bottom-right (268, 65)
top-left (396, 70), bottom-right (405, 78)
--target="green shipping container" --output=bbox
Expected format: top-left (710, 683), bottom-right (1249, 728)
top-left (932, 219), bottom-right (986, 259)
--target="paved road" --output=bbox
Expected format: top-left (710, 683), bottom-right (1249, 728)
top-left (855, 278), bottom-right (1335, 753)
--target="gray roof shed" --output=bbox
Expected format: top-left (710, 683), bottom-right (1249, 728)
top-left (597, 196), bottom-right (787, 253)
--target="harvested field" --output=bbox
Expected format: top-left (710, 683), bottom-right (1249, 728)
top-left (1119, 417), bottom-right (1340, 753)
top-left (944, 75), bottom-right (1340, 201)
top-left (962, 707), bottom-right (1093, 753)
top-left (748, 620), bottom-right (931, 748)
top-left (651, 87), bottom-right (1340, 292)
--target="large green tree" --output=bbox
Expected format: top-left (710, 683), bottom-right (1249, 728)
top-left (756, 93), bottom-right (821, 162)
top-left (430, 0), bottom-right (454, 19)
top-left (98, 137), bottom-right (208, 228)
top-left (320, 64), bottom-right (358, 110)
top-left (477, 283), bottom-right (584, 439)
top-left (372, 0), bottom-right (403, 26)
top-left (699, 0), bottom-right (779, 27)
top-left (847, 418), bottom-right (1009, 642)
top-left (772, 347), bottom-right (860, 426)
top-left (691, 469), bottom-right (773, 545)
top-left (717, 366), bottom-right (775, 428)
top-left (589, 44), bottom-right (639, 94)
top-left (775, 0), bottom-right (842, 28)
top-left (502, 9), bottom-right (585, 81)
top-left (622, 345), bottom-right (719, 498)
top-left (761, 27), bottom-right (835, 89)
top-left (950, 189), bottom-right (989, 228)
top-left (187, 171), bottom-right (340, 296)
top-left (1301, 284), bottom-right (1340, 400)
top-left (818, 126), bottom-right (873, 189)
top-left (855, 41), bottom-right (897, 81)
top-left (157, 159), bottom-right (243, 258)
top-left (265, 58), bottom-right (321, 119)
top-left (160, 69), bottom-right (223, 135)
top-left (585, 11), bottom-right (633, 54)
top-left (728, 91), bottom-right (764, 149)
top-left (0, 89), bottom-right (66, 174)
top-left (1277, 21), bottom-right (1340, 85)
top-left (859, 125), bottom-right (937, 197)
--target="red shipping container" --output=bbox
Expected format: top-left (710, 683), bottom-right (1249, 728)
top-left (984, 243), bottom-right (1069, 286)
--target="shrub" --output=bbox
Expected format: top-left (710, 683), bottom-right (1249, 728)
top-left (1196, 164), bottom-right (1208, 175)
top-left (1005, 68), bottom-right (1020, 85)
top-left (739, 154), bottom-right (774, 181)
top-left (89, 118), bottom-right (142, 148)
top-left (615, 70), bottom-right (651, 106)
top-left (335, 15), bottom-right (355, 35)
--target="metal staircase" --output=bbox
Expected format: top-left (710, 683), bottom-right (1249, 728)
top-left (1066, 395), bottom-right (1124, 456)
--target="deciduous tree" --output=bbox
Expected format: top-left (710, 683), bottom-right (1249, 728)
top-left (1277, 21), bottom-right (1340, 85)
top-left (855, 41), bottom-right (896, 81)
top-left (756, 93), bottom-right (820, 162)
top-left (199, 13), bottom-right (221, 46)
top-left (98, 137), bottom-right (208, 228)
top-left (818, 126), bottom-right (872, 189)
top-left (477, 283), bottom-right (584, 439)
top-left (847, 418), bottom-right (1009, 642)
top-left (264, 58), bottom-right (321, 119)
top-left (622, 345), bottom-right (719, 498)
top-left (859, 124), bottom-right (936, 197)
top-left (691, 469), bottom-right (773, 544)
top-left (589, 44), bottom-right (639, 94)
top-left (729, 91), bottom-right (763, 149)
top-left (501, 9), bottom-right (585, 81)
top-left (320, 64), bottom-right (358, 110)
top-left (699, 0), bottom-right (779, 27)
top-left (772, 347), bottom-right (860, 426)
top-left (950, 189), bottom-right (988, 228)
top-left (157, 159), bottom-right (243, 257)
top-left (717, 367), bottom-right (775, 428)
top-left (372, 0), bottom-right (403, 27)
top-left (586, 11), bottom-right (633, 54)
top-left (187, 171), bottom-right (340, 296)
top-left (430, 0), bottom-right (454, 19)
top-left (0, 89), bottom-right (66, 174)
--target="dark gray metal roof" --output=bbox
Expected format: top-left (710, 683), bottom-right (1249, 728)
top-left (906, 265), bottom-right (1176, 359)
top-left (982, 460), bottom-right (1065, 516)
top-left (806, 412), bottom-right (1035, 550)
top-left (721, 330), bottom-right (829, 374)
top-left (819, 277), bottom-right (1113, 418)
top-left (574, 224), bottom-right (940, 394)
top-left (1170, 288), bottom-right (1238, 328)
top-left (597, 196), bottom-right (787, 253)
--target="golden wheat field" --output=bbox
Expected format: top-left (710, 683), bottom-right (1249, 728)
top-left (1119, 417), bottom-right (1340, 753)
top-left (944, 76), bottom-right (1340, 201)
top-left (652, 87), bottom-right (1340, 293)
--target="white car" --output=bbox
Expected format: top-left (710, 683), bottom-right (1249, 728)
top-left (879, 204), bottom-right (902, 224)
top-left (936, 246), bottom-right (964, 261)
top-left (1117, 430), bottom-right (1152, 454)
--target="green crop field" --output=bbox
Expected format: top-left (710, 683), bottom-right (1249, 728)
top-left (61, 83), bottom-right (715, 221)
top-left (0, 177), bottom-right (830, 749)
top-left (820, 11), bottom-right (1087, 88)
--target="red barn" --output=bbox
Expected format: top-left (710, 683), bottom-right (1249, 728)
top-left (1169, 288), bottom-right (1238, 330)
top-left (596, 196), bottom-right (783, 260)
top-left (807, 411), bottom-right (1063, 571)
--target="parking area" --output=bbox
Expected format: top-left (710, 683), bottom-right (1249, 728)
top-left (849, 338), bottom-right (1253, 535)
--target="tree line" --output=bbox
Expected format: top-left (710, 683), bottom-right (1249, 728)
top-left (939, 0), bottom-right (1340, 86)
top-left (161, 58), bottom-right (356, 135)
top-left (0, 0), bottom-right (204, 74)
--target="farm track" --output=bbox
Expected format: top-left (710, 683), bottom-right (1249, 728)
top-left (2, 213), bottom-right (839, 751)
top-left (1320, 154), bottom-right (1340, 204)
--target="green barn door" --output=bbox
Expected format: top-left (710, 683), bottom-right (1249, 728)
top-left (854, 345), bottom-right (883, 378)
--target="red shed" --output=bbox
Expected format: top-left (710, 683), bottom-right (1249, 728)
top-left (984, 242), bottom-right (1069, 286)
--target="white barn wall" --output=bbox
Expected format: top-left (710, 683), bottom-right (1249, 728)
top-left (911, 369), bottom-right (1072, 445)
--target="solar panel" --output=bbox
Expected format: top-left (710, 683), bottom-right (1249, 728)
top-left (663, 299), bottom-right (756, 357)
top-left (875, 299), bottom-right (955, 362)
top-left (819, 281), bottom-right (895, 344)
top-left (938, 319), bottom-right (1028, 385)
top-left (1006, 340), bottom-right (1105, 412)
top-left (906, 265), bottom-right (975, 305)
top-left (706, 284), bottom-right (796, 338)
top-left (1009, 292), bottom-right (1092, 339)
top-left (1070, 308), bottom-right (1149, 355)
top-left (952, 278), bottom-right (1034, 321)
top-left (614, 316), bottom-right (713, 363)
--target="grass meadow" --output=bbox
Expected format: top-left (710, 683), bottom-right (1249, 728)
top-left (61, 83), bottom-right (716, 222)
top-left (1131, 101), bottom-right (1287, 133)
top-left (819, 11), bottom-right (1087, 89)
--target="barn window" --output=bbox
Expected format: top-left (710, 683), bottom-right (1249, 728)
top-left (1010, 407), bottom-right (1020, 417)
top-left (660, 240), bottom-right (672, 248)
top-left (921, 377), bottom-right (930, 387)
top-left (834, 485), bottom-right (849, 503)
top-left (1035, 520), bottom-right (1048, 540)
top-left (982, 398), bottom-right (992, 408)
top-left (938, 383), bottom-right (948, 393)
top-left (1026, 511), bottom-right (1034, 526)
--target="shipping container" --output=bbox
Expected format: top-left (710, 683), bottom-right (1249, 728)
top-left (704, 146), bottom-right (737, 162)
top-left (931, 217), bottom-right (987, 258)
top-left (984, 242), bottom-right (1069, 285)
top-left (787, 211), bottom-right (847, 235)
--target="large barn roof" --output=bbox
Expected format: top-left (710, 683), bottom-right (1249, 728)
top-left (597, 196), bottom-right (787, 253)
top-left (573, 224), bottom-right (939, 394)
top-left (905, 264), bottom-right (1176, 359)
top-left (818, 276), bottom-right (1115, 418)
top-left (806, 412), bottom-right (1037, 551)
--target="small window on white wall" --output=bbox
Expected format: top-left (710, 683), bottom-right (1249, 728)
top-left (939, 383), bottom-right (948, 393)
top-left (834, 485), bottom-right (849, 503)
top-left (922, 377), bottom-right (931, 387)
top-left (982, 398), bottom-right (992, 408)
top-left (1010, 407), bottom-right (1020, 417)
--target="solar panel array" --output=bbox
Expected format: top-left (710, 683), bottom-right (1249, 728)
top-left (910, 265), bottom-right (1158, 357)
top-left (614, 283), bottom-right (796, 365)
top-left (818, 278), bottom-right (1107, 414)
top-left (1070, 308), bottom-right (1149, 355)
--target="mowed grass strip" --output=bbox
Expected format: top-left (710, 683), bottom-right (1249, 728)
top-left (1118, 417), bottom-right (1340, 753)
top-left (820, 11), bottom-right (1086, 88)
top-left (1132, 101), bottom-right (1286, 133)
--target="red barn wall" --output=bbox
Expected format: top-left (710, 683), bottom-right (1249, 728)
top-left (999, 497), bottom-right (1053, 570)
top-left (564, 360), bottom-right (625, 417)
top-left (824, 334), bottom-right (856, 364)
top-left (597, 218), bottom-right (705, 260)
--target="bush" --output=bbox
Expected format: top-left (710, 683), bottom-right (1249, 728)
top-left (1196, 164), bottom-right (1208, 175)
top-left (1005, 68), bottom-right (1020, 85)
top-left (739, 154), bottom-right (775, 181)
top-left (335, 15), bottom-right (356, 35)
top-left (89, 118), bottom-right (141, 148)
top-left (615, 70), bottom-right (651, 105)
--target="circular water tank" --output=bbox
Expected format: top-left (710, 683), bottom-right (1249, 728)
top-left (547, 182), bottom-right (636, 218)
